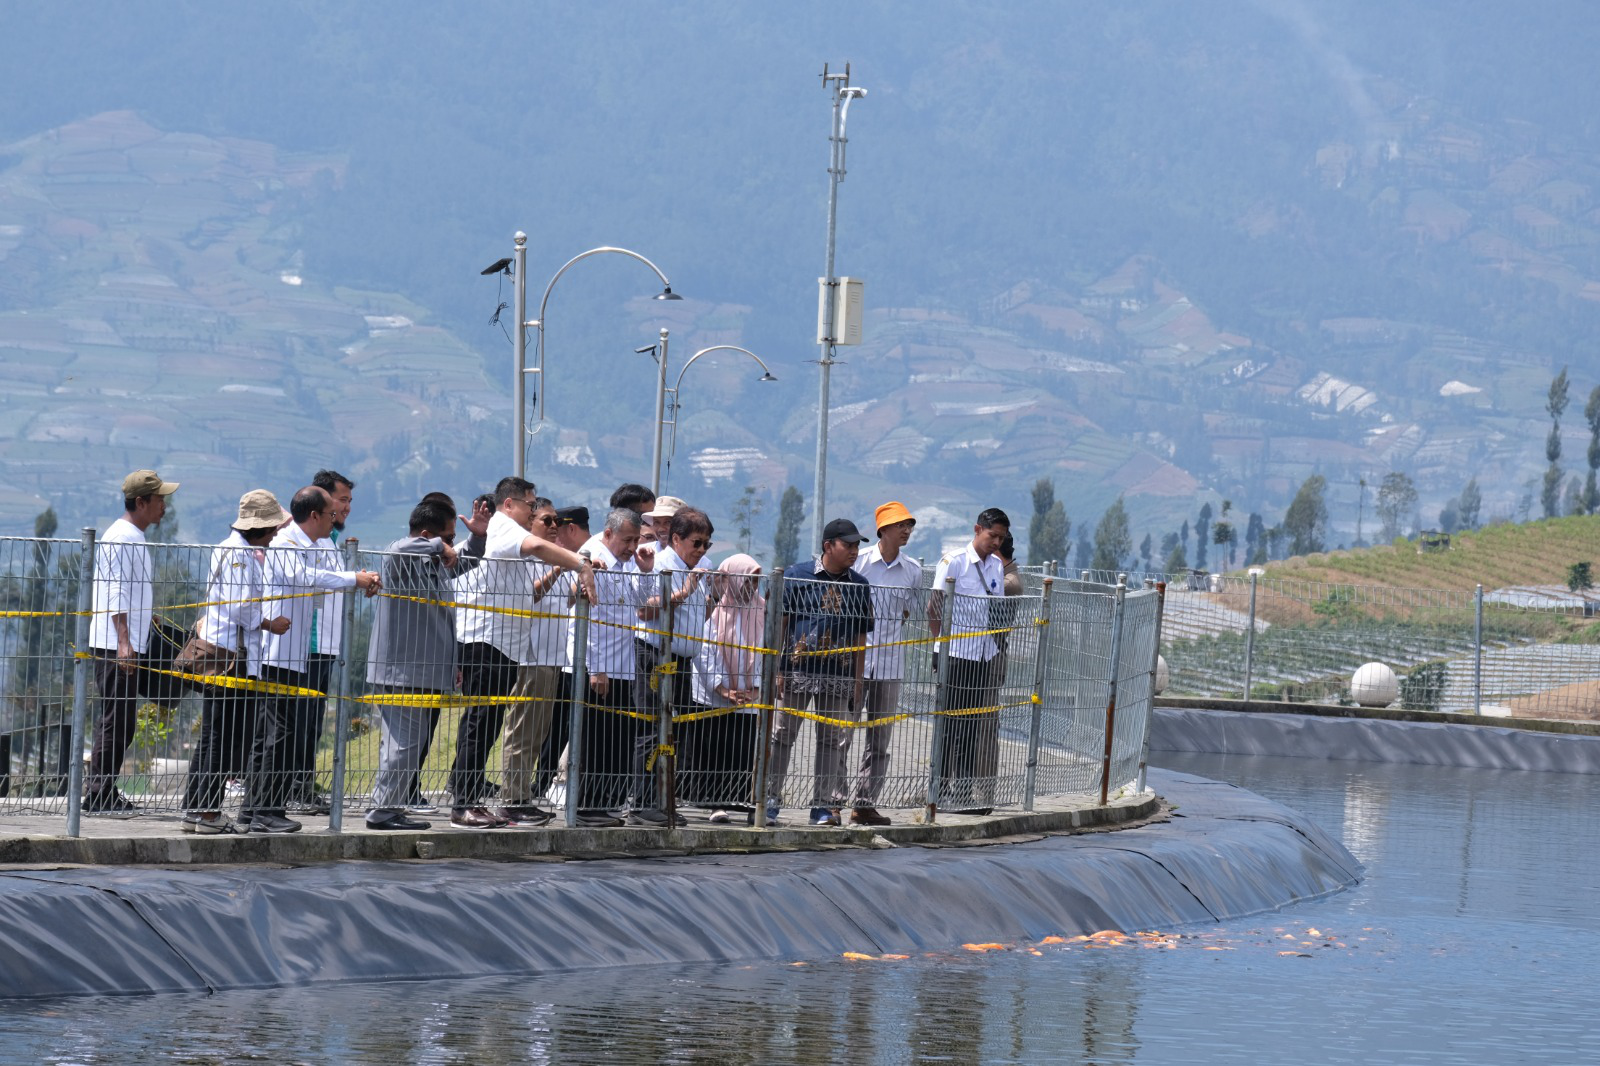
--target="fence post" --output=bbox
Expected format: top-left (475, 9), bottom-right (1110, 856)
top-left (1023, 577), bottom-right (1052, 812)
top-left (66, 527), bottom-right (95, 838)
top-left (1136, 581), bottom-right (1167, 795)
top-left (752, 567), bottom-right (784, 827)
top-left (565, 580), bottom-right (590, 829)
top-left (327, 537), bottom-right (359, 833)
top-left (1243, 569), bottom-right (1259, 700)
top-left (1473, 583), bottom-right (1483, 716)
top-left (925, 575), bottom-right (957, 823)
top-left (1098, 576), bottom-right (1128, 807)
top-left (656, 569), bottom-right (677, 823)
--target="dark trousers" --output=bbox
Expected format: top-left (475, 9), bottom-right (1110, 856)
top-left (86, 654), bottom-right (141, 796)
top-left (937, 654), bottom-right (1000, 805)
top-left (242, 665), bottom-right (304, 817)
top-left (577, 677), bottom-right (635, 810)
top-left (679, 710), bottom-right (758, 808)
top-left (288, 652), bottom-right (335, 797)
top-left (631, 640), bottom-right (689, 810)
top-left (448, 641), bottom-right (518, 808)
top-left (537, 670), bottom-right (574, 799)
top-left (183, 674), bottom-right (257, 812)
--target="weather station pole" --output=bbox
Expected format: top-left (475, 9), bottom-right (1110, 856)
top-left (813, 63), bottom-right (866, 549)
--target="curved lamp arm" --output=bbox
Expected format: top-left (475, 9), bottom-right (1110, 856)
top-left (529, 246), bottom-right (677, 428)
top-left (664, 345), bottom-right (778, 476)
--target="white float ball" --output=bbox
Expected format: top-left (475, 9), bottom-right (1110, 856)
top-left (1350, 662), bottom-right (1398, 707)
top-left (1154, 655), bottom-right (1169, 695)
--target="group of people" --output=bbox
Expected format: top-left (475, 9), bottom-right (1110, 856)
top-left (84, 465), bottom-right (1021, 833)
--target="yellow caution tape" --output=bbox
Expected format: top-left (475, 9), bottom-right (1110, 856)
top-left (645, 743), bottom-right (676, 771)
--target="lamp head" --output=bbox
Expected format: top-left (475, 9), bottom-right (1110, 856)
top-left (759, 372), bottom-right (778, 382)
top-left (480, 257), bottom-right (513, 276)
top-left (654, 286), bottom-right (683, 301)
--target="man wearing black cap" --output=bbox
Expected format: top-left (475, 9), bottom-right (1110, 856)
top-left (768, 518), bottom-right (875, 827)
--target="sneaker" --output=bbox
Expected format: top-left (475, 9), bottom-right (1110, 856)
top-left (576, 809), bottom-right (625, 828)
top-left (287, 792), bottom-right (332, 815)
top-left (625, 807), bottom-right (686, 828)
top-left (707, 809), bottom-right (732, 824)
top-left (763, 800), bottom-right (782, 826)
top-left (499, 804), bottom-right (554, 826)
top-left (246, 813), bottom-right (302, 834)
top-left (407, 801), bottom-right (440, 815)
top-left (810, 807), bottom-right (842, 827)
top-left (850, 807), bottom-right (892, 826)
top-left (450, 806), bottom-right (506, 829)
top-left (83, 789), bottom-right (139, 816)
top-left (191, 812), bottom-right (238, 835)
top-left (180, 813), bottom-right (200, 833)
top-left (367, 812), bottom-right (432, 831)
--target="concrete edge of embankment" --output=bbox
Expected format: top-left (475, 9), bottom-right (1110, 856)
top-left (0, 792), bottom-right (1161, 869)
top-left (1154, 695), bottom-right (1600, 737)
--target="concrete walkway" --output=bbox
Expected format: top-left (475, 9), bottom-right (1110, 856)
top-left (0, 790), bottom-right (1159, 867)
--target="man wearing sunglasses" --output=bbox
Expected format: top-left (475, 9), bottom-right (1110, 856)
top-left (627, 506), bottom-right (714, 827)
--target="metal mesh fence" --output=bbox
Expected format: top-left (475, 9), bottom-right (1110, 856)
top-left (0, 531), bottom-right (1159, 832)
top-left (1141, 568), bottom-right (1600, 719)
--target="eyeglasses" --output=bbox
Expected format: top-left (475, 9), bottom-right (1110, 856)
top-left (686, 537), bottom-right (711, 550)
top-left (535, 514), bottom-right (558, 527)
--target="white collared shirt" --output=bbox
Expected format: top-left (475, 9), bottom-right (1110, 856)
top-left (261, 523), bottom-right (363, 674)
top-left (196, 530), bottom-right (266, 675)
top-left (853, 544), bottom-right (923, 680)
top-left (577, 532), bottom-right (636, 678)
top-left (527, 564), bottom-right (576, 668)
top-left (307, 534), bottom-right (345, 657)
top-left (931, 542), bottom-right (1005, 662)
top-left (452, 510), bottom-right (536, 664)
top-left (629, 544), bottom-right (708, 658)
top-left (90, 517), bottom-right (152, 653)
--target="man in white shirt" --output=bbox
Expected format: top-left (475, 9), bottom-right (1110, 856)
top-left (284, 468), bottom-right (355, 814)
top-left (84, 469), bottom-right (178, 814)
top-left (847, 501), bottom-right (921, 826)
top-left (535, 504), bottom-right (591, 804)
top-left (180, 489), bottom-right (292, 833)
top-left (928, 506), bottom-right (1011, 816)
top-left (446, 476), bottom-right (597, 829)
top-left (498, 498), bottom-right (570, 821)
top-left (572, 507), bottom-right (644, 818)
top-left (626, 504), bottom-right (712, 826)
top-left (241, 486), bottom-right (381, 833)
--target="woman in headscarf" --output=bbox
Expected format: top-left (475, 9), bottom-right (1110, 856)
top-left (682, 553), bottom-right (765, 821)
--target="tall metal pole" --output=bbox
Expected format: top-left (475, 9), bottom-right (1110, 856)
top-left (752, 567), bottom-right (785, 827)
top-left (1474, 583), bottom-right (1484, 716)
top-left (565, 552), bottom-right (591, 829)
top-left (1098, 577), bottom-right (1128, 807)
top-left (512, 231), bottom-right (528, 479)
top-left (925, 574), bottom-right (956, 823)
top-left (1023, 577), bottom-right (1053, 812)
top-left (328, 536), bottom-right (359, 832)
top-left (813, 66), bottom-right (863, 549)
top-left (1243, 570), bottom-right (1259, 700)
top-left (1136, 581), bottom-right (1167, 795)
top-left (66, 527), bottom-right (95, 838)
top-left (650, 327), bottom-right (670, 497)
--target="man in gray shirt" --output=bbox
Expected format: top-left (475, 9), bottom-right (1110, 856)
top-left (365, 499), bottom-right (459, 830)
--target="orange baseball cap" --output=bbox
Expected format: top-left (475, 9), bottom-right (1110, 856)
top-left (874, 500), bottom-right (915, 533)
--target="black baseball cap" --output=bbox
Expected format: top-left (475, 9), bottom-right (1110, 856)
top-left (822, 518), bottom-right (867, 545)
top-left (555, 506), bottom-right (590, 530)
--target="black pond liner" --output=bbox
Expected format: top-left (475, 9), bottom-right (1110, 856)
top-left (0, 768), bottom-right (1360, 1000)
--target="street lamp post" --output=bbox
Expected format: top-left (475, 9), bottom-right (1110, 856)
top-left (507, 240), bottom-right (682, 480)
top-left (812, 64), bottom-right (866, 548)
top-left (636, 339), bottom-right (777, 496)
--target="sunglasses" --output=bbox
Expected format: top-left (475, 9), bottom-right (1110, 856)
top-left (686, 537), bottom-right (712, 550)
top-left (535, 514), bottom-right (558, 527)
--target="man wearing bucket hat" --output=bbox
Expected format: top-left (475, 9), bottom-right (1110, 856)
top-left (179, 490), bottom-right (293, 833)
top-left (846, 501), bottom-right (922, 826)
top-left (83, 469), bottom-right (179, 814)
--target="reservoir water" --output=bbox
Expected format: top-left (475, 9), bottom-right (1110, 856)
top-left (4, 752), bottom-right (1595, 1064)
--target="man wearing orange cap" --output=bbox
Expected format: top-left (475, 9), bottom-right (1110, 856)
top-left (845, 501), bottom-right (921, 826)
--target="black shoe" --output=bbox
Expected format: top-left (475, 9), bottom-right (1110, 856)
top-left (625, 807), bottom-right (686, 828)
top-left (287, 792), bottom-right (332, 815)
top-left (952, 807), bottom-right (994, 816)
top-left (367, 812), bottom-right (431, 831)
top-left (247, 813), bottom-right (302, 834)
top-left (500, 804), bottom-right (554, 826)
top-left (576, 809), bottom-right (625, 828)
top-left (83, 788), bottom-right (139, 816)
